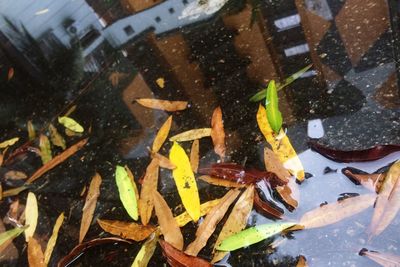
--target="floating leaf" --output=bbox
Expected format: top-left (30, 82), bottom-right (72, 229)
top-left (39, 134), bottom-right (52, 164)
top-left (160, 240), bottom-right (212, 267)
top-left (4, 170), bottom-right (27, 181)
top-left (217, 222), bottom-right (296, 251)
top-left (48, 124), bottom-right (66, 149)
top-left (169, 128), bottom-right (212, 142)
top-left (65, 128), bottom-right (82, 137)
top-left (156, 77), bottom-right (165, 88)
top-left (97, 219), bottom-right (156, 241)
top-left (296, 255), bottom-right (308, 267)
top-left (44, 212), bottom-right (64, 265)
top-left (342, 167), bottom-right (385, 192)
top-left (211, 107), bottom-right (226, 160)
top-left (26, 138), bottom-right (88, 184)
top-left (265, 80), bottom-right (282, 134)
top-left (116, 166), bottom-right (138, 221)
top-left (253, 189), bottom-right (284, 219)
top-left (190, 139), bottom-right (199, 173)
top-left (185, 189), bottom-right (240, 256)
top-left (276, 179), bottom-right (299, 210)
top-left (0, 226), bottom-right (27, 246)
top-left (198, 175), bottom-right (245, 188)
top-left (28, 237), bottom-right (45, 267)
top-left (169, 142), bottom-right (200, 222)
top-left (2, 186), bottom-right (29, 198)
top-left (152, 116), bottom-right (172, 153)
top-left (132, 232), bottom-right (159, 267)
top-left (136, 98), bottom-right (188, 111)
top-left (27, 120), bottom-right (35, 141)
top-left (125, 165), bottom-right (140, 204)
top-left (153, 191), bottom-right (183, 250)
top-left (151, 152), bottom-right (176, 169)
top-left (139, 159), bottom-right (159, 226)
top-left (359, 248), bottom-right (400, 267)
top-left (212, 186), bottom-right (254, 263)
top-left (257, 105), bottom-right (304, 181)
top-left (264, 147), bottom-right (290, 184)
top-left (7, 67), bottom-right (14, 81)
top-left (0, 137), bottom-right (19, 149)
top-left (80, 173), bottom-right (102, 243)
top-left (58, 116), bottom-right (84, 133)
top-left (174, 198), bottom-right (221, 227)
top-left (299, 194), bottom-right (375, 229)
top-left (25, 192), bottom-right (38, 242)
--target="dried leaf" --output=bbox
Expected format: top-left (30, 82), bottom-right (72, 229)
top-left (7, 67), bottom-right (14, 81)
top-left (58, 116), bottom-right (84, 133)
top-left (26, 138), bottom-right (88, 184)
top-left (151, 152), bottom-right (176, 169)
top-left (296, 255), bottom-right (308, 267)
top-left (64, 105), bottom-right (77, 117)
top-left (80, 173), bottom-right (102, 243)
top-left (139, 158), bottom-right (159, 226)
top-left (152, 116), bottom-right (172, 153)
top-left (264, 147), bottom-right (290, 184)
top-left (253, 189), bottom-right (284, 219)
top-left (169, 128), bottom-right (212, 142)
top-left (198, 175), bottom-right (245, 188)
top-left (0, 137), bottom-right (19, 149)
top-left (342, 167), bottom-right (385, 192)
top-left (185, 189), bottom-right (240, 256)
top-left (25, 192), bottom-right (38, 242)
top-left (160, 240), bottom-right (212, 267)
top-left (97, 219), bottom-right (156, 241)
top-left (174, 198), bottom-right (221, 227)
top-left (65, 128), bottom-right (82, 137)
top-left (169, 142), bottom-right (200, 222)
top-left (27, 121), bottom-right (35, 141)
top-left (39, 134), bottom-right (52, 164)
top-left (48, 124), bottom-right (66, 149)
top-left (132, 232), bottom-right (159, 267)
top-left (212, 186), bottom-right (255, 263)
top-left (136, 98), bottom-right (188, 111)
top-left (0, 225), bottom-right (27, 246)
top-left (156, 78), bottom-right (165, 88)
top-left (44, 212), bottom-right (64, 265)
top-left (359, 248), bottom-right (400, 267)
top-left (217, 222), bottom-right (296, 251)
top-left (28, 237), bottom-right (45, 267)
top-left (116, 166), bottom-right (138, 220)
top-left (190, 139), bottom-right (199, 173)
top-left (211, 107), bottom-right (226, 160)
top-left (4, 170), bottom-right (27, 181)
top-left (299, 194), bottom-right (375, 229)
top-left (276, 181), bottom-right (298, 210)
top-left (2, 186), bottom-right (29, 198)
top-left (257, 105), bottom-right (304, 181)
top-left (153, 191), bottom-right (183, 250)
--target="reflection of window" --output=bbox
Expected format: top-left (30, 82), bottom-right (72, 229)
top-left (274, 14), bottom-right (300, 31)
top-left (80, 29), bottom-right (101, 49)
top-left (123, 25), bottom-right (135, 36)
top-left (155, 16), bottom-right (161, 23)
top-left (168, 7), bottom-right (175, 14)
top-left (284, 43), bottom-right (309, 57)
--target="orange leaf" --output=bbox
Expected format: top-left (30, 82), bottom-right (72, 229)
top-left (198, 175), bottom-right (245, 188)
top-left (139, 158), bottom-right (160, 226)
top-left (26, 138), bottom-right (88, 184)
top-left (276, 182), bottom-right (298, 210)
top-left (7, 68), bottom-right (14, 81)
top-left (136, 99), bottom-right (188, 111)
top-left (185, 189), bottom-right (240, 256)
top-left (359, 248), bottom-right (400, 266)
top-left (342, 168), bottom-right (385, 192)
top-left (97, 219), bottom-right (156, 241)
top-left (152, 116), bottom-right (172, 153)
top-left (211, 107), bottom-right (226, 161)
top-left (190, 139), bottom-right (199, 173)
top-left (159, 240), bottom-right (212, 267)
top-left (79, 173), bottom-right (102, 243)
top-left (44, 212), bottom-right (64, 265)
top-left (264, 147), bottom-right (290, 184)
top-left (153, 191), bottom-right (183, 250)
top-left (296, 255), bottom-right (308, 267)
top-left (151, 152), bottom-right (176, 169)
top-left (27, 237), bottom-right (45, 267)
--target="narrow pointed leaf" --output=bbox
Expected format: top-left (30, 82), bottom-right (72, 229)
top-left (0, 137), bottom-right (19, 149)
top-left (27, 120), bottom-right (35, 141)
top-left (116, 166), bottom-right (138, 220)
top-left (136, 99), bottom-right (188, 111)
top-left (198, 175), bottom-right (245, 188)
top-left (190, 139), bottom-right (199, 173)
top-left (211, 107), bottom-right (226, 160)
top-left (28, 237), bottom-right (45, 267)
top-left (169, 128), bottom-right (211, 142)
top-left (49, 123), bottom-right (66, 149)
top-left (139, 159), bottom-right (159, 226)
top-left (39, 134), bottom-right (52, 164)
top-left (359, 248), bottom-right (400, 267)
top-left (265, 80), bottom-right (282, 134)
top-left (44, 212), bottom-right (64, 265)
top-left (217, 222), bottom-right (296, 251)
top-left (169, 142), bottom-right (200, 222)
top-left (25, 192), bottom-right (38, 242)
top-left (132, 232), bottom-right (159, 267)
top-left (342, 167), bottom-right (384, 192)
top-left (58, 116), bottom-right (84, 133)
top-left (0, 226), bottom-right (27, 246)
top-left (152, 116), bottom-right (172, 153)
top-left (97, 219), bottom-right (156, 241)
top-left (159, 240), bottom-right (212, 267)
top-left (174, 198), bottom-right (221, 227)
top-left (151, 152), bottom-right (176, 169)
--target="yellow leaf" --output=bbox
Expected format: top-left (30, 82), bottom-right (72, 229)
top-left (136, 99), bottom-right (188, 112)
top-left (39, 134), bottom-right (52, 164)
top-left (156, 77), bottom-right (165, 88)
top-left (198, 175), bottom-right (245, 188)
top-left (169, 142), bottom-right (200, 222)
top-left (44, 212), bottom-right (64, 265)
top-left (27, 237), bottom-right (45, 267)
top-left (211, 106), bottom-right (226, 161)
top-left (257, 105), bottom-right (304, 181)
top-left (27, 120), bottom-right (35, 141)
top-left (169, 128), bottom-right (212, 142)
top-left (125, 165), bottom-right (140, 206)
top-left (152, 116), bottom-right (172, 153)
top-left (97, 219), bottom-right (156, 241)
top-left (0, 137), bottom-right (19, 149)
top-left (139, 159), bottom-right (159, 226)
top-left (131, 232), bottom-right (159, 267)
top-left (48, 124), bottom-right (66, 149)
top-left (190, 139), bottom-right (199, 173)
top-left (58, 116), bottom-right (84, 133)
top-left (25, 192), bottom-right (38, 242)
top-left (174, 198), bottom-right (221, 227)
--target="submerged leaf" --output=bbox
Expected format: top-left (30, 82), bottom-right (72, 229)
top-left (152, 116), bottom-right (172, 153)
top-left (139, 159), bottom-right (160, 226)
top-left (97, 219), bottom-right (156, 241)
top-left (27, 120), bottom-right (35, 141)
top-left (198, 175), bottom-right (245, 188)
top-left (253, 189), bottom-right (284, 219)
top-left (4, 170), bottom-right (27, 181)
top-left (136, 98), bottom-right (188, 111)
top-left (211, 107), bottom-right (226, 160)
top-left (217, 222), bottom-right (296, 251)
top-left (156, 77), bottom-right (165, 88)
top-left (151, 152), bottom-right (176, 170)
top-left (169, 142), bottom-right (200, 222)
top-left (116, 166), bottom-right (139, 220)
top-left (265, 80), bottom-right (282, 134)
top-left (49, 123), bottom-right (66, 149)
top-left (28, 237), bottom-right (45, 267)
top-left (153, 191), bottom-right (183, 250)
top-left (0, 226), bottom-right (27, 246)
top-left (174, 198), bottom-right (221, 227)
top-left (44, 212), bottom-right (64, 265)
top-left (58, 116), bottom-right (84, 133)
top-left (359, 248), bottom-right (400, 267)
top-left (0, 137), bottom-right (19, 149)
top-left (264, 147), bottom-right (290, 184)
top-left (39, 134), bottom-right (52, 164)
top-left (160, 240), bottom-right (212, 267)
top-left (80, 173), bottom-right (102, 243)
top-left (169, 128), bottom-right (212, 142)
top-left (25, 192), bottom-right (38, 242)
top-left (132, 232), bottom-right (159, 267)
top-left (190, 139), bottom-right (199, 173)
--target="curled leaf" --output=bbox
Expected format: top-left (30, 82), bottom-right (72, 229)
top-left (0, 137), bottom-right (19, 149)
top-left (132, 232), bottom-right (159, 267)
top-left (190, 139), bottom-right (199, 173)
top-left (44, 212), bottom-right (64, 265)
top-left (174, 198), bottom-right (221, 227)
top-left (139, 159), bottom-right (159, 226)
top-left (25, 192), bottom-right (38, 242)
top-left (28, 237), bottom-right (45, 267)
top-left (254, 189), bottom-right (284, 219)
top-left (160, 240), bottom-right (212, 267)
top-left (58, 116), bottom-right (84, 133)
top-left (116, 166), bottom-right (139, 220)
top-left (359, 248), bottom-right (400, 267)
top-left (211, 107), bottom-right (226, 160)
top-left (39, 134), bottom-right (52, 164)
top-left (97, 219), bottom-right (156, 241)
top-left (136, 98), bottom-right (188, 111)
top-left (169, 128), bottom-right (212, 142)
top-left (152, 116), bottom-right (172, 153)
top-left (49, 124), bottom-right (66, 150)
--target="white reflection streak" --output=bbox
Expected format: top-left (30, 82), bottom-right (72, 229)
top-left (179, 0), bottom-right (229, 20)
top-left (35, 9), bottom-right (49, 15)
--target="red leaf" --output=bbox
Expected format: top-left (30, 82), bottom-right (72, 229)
top-left (253, 189), bottom-right (284, 219)
top-left (159, 240), bottom-right (212, 267)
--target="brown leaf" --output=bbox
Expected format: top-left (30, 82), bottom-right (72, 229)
top-left (190, 139), bottom-right (199, 173)
top-left (342, 167), bottom-right (385, 192)
top-left (276, 182), bottom-right (298, 210)
top-left (296, 255), bottom-right (308, 267)
top-left (198, 175), bottom-right (245, 188)
top-left (151, 152), bottom-right (176, 169)
top-left (253, 189), bottom-right (284, 219)
top-left (152, 116), bottom-right (172, 153)
top-left (7, 67), bottom-right (14, 81)
top-left (2, 186), bottom-right (29, 198)
top-left (185, 189), bottom-right (240, 256)
top-left (169, 128), bottom-right (212, 142)
top-left (159, 240), bottom-right (212, 267)
top-left (39, 134), bottom-right (52, 164)
top-left (4, 170), bottom-right (27, 181)
top-left (44, 213), bottom-right (64, 265)
top-left (79, 173), bottom-right (102, 243)
top-left (139, 158), bottom-right (159, 226)
top-left (153, 191), bottom-right (183, 250)
top-left (136, 99), bottom-right (188, 112)
top-left (28, 237), bottom-right (45, 267)
top-left (264, 147), bottom-right (290, 184)
top-left (97, 219), bottom-right (156, 241)
top-left (211, 107), bottom-right (226, 161)
top-left (48, 124), bottom-right (66, 150)
top-left (212, 185), bottom-right (254, 263)
top-left (359, 248), bottom-right (400, 267)
top-left (26, 138), bottom-right (88, 184)
top-left (299, 194), bottom-right (376, 229)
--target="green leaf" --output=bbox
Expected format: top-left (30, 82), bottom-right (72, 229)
top-left (0, 225), bottom-right (28, 246)
top-left (216, 222), bottom-right (295, 251)
top-left (250, 64), bottom-right (313, 102)
top-left (58, 116), bottom-right (84, 133)
top-left (265, 80), bottom-right (282, 134)
top-left (115, 165), bottom-right (139, 220)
